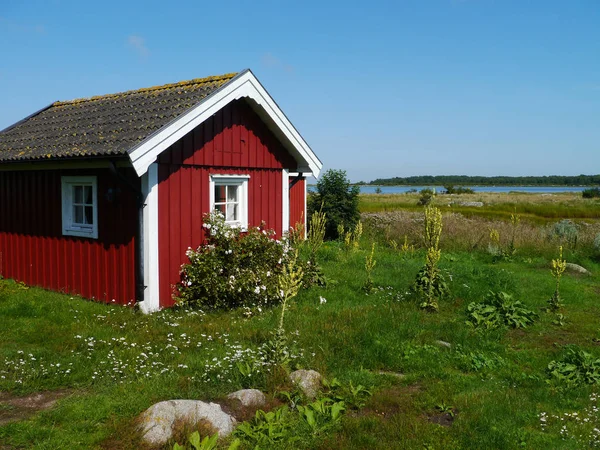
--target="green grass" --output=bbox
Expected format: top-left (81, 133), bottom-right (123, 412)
top-left (360, 192), bottom-right (600, 223)
top-left (2, 223), bottom-right (600, 448)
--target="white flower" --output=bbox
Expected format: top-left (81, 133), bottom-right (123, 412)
top-left (187, 280), bottom-right (192, 286)
top-left (319, 296), bottom-right (327, 304)
top-left (254, 286), bottom-right (261, 294)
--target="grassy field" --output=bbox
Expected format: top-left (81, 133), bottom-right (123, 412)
top-left (2, 193), bottom-right (600, 449)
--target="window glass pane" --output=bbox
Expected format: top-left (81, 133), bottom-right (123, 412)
top-left (227, 185), bottom-right (238, 203)
top-left (226, 203), bottom-right (237, 221)
top-left (84, 186), bottom-right (93, 204)
top-left (85, 206), bottom-right (94, 225)
top-left (215, 185), bottom-right (226, 203)
top-left (215, 204), bottom-right (226, 215)
top-left (74, 186), bottom-right (83, 203)
top-left (73, 205), bottom-right (83, 224)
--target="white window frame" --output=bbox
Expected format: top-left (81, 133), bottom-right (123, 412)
top-left (61, 176), bottom-right (99, 239)
top-left (209, 174), bottom-right (250, 229)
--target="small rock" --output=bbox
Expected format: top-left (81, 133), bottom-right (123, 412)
top-left (436, 340), bottom-right (452, 349)
top-left (289, 370), bottom-right (322, 399)
top-left (226, 389), bottom-right (266, 408)
top-left (565, 263), bottom-right (590, 275)
top-left (458, 201), bottom-right (484, 207)
top-left (377, 370), bottom-right (406, 379)
top-left (138, 400), bottom-right (236, 446)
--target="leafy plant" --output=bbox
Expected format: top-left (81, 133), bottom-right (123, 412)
top-left (582, 187), bottom-right (600, 198)
top-left (466, 291), bottom-right (537, 330)
top-left (234, 406), bottom-right (296, 446)
top-left (342, 220), bottom-right (363, 249)
top-left (297, 397), bottom-right (346, 434)
top-left (301, 208), bottom-right (327, 287)
top-left (418, 188), bottom-right (435, 206)
top-left (172, 431), bottom-right (240, 450)
top-left (549, 219), bottom-right (579, 249)
top-left (268, 250), bottom-right (304, 369)
top-left (412, 205), bottom-right (447, 311)
top-left (444, 185), bottom-right (474, 194)
top-left (177, 212), bottom-right (292, 310)
top-left (362, 243), bottom-right (376, 294)
top-left (547, 246), bottom-right (567, 313)
top-left (547, 346), bottom-right (600, 386)
top-left (322, 377), bottom-right (372, 410)
top-left (308, 169), bottom-right (360, 240)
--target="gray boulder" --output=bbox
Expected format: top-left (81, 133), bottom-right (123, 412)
top-left (458, 201), bottom-right (484, 207)
top-left (227, 389), bottom-right (267, 407)
top-left (565, 263), bottom-right (590, 275)
top-left (138, 400), bottom-right (236, 446)
top-left (289, 370), bottom-right (322, 399)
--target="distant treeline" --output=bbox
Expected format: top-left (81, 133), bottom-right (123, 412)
top-left (366, 175), bottom-right (600, 186)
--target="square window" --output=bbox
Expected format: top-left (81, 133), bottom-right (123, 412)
top-left (210, 175), bottom-right (249, 229)
top-left (61, 176), bottom-right (98, 239)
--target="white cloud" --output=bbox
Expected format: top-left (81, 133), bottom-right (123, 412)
top-left (127, 35), bottom-right (149, 58)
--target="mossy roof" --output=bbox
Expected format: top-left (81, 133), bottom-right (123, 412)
top-left (0, 72), bottom-right (238, 162)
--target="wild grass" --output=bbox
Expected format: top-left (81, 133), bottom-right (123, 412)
top-left (360, 192), bottom-right (600, 222)
top-left (2, 193), bottom-right (600, 448)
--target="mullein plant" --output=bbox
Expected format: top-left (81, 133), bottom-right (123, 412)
top-left (340, 221), bottom-right (363, 250)
top-left (362, 243), bottom-right (376, 294)
top-left (548, 246), bottom-right (567, 314)
top-left (508, 210), bottom-right (521, 255)
top-left (271, 249), bottom-right (304, 369)
top-left (303, 208), bottom-right (327, 287)
top-left (412, 205), bottom-right (447, 312)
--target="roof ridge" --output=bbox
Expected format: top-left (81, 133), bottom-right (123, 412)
top-left (52, 72), bottom-right (238, 107)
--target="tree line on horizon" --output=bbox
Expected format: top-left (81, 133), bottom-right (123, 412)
top-left (364, 174), bottom-right (600, 186)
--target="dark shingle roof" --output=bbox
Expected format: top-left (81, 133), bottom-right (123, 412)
top-left (0, 72), bottom-right (238, 162)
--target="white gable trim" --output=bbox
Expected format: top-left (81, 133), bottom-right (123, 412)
top-left (128, 70), bottom-right (322, 178)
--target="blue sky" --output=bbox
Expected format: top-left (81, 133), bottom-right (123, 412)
top-left (1, 0), bottom-right (599, 182)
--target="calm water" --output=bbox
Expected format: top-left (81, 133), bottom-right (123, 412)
top-left (309, 185), bottom-right (588, 194)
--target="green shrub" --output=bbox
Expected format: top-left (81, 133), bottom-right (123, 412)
top-left (444, 185), bottom-right (474, 194)
top-left (177, 212), bottom-right (292, 310)
top-left (582, 187), bottom-right (600, 198)
top-left (547, 346), bottom-right (600, 386)
top-left (308, 169), bottom-right (360, 239)
top-left (466, 291), bottom-right (537, 330)
top-left (417, 188), bottom-right (435, 206)
top-left (549, 219), bottom-right (579, 248)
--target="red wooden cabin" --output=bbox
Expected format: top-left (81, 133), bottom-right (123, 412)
top-left (0, 70), bottom-right (321, 312)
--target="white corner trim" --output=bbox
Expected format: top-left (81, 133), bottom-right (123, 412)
top-left (128, 71), bottom-right (322, 177)
top-left (303, 176), bottom-right (308, 239)
top-left (282, 169), bottom-right (290, 235)
top-left (139, 163), bottom-right (160, 314)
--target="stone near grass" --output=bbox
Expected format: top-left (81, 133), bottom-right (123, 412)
top-left (458, 201), bottom-right (484, 207)
top-left (435, 340), bottom-right (452, 349)
top-left (226, 389), bottom-right (266, 407)
top-left (289, 370), bottom-right (322, 399)
top-left (138, 400), bottom-right (236, 446)
top-left (565, 263), bottom-right (590, 275)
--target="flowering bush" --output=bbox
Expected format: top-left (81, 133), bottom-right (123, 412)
top-left (176, 211), bottom-right (293, 310)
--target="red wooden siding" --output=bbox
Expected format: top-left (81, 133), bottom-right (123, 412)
top-left (289, 177), bottom-right (306, 232)
top-left (0, 168), bottom-right (138, 304)
top-left (157, 99), bottom-right (300, 307)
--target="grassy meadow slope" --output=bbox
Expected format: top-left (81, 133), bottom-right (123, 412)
top-left (1, 192), bottom-right (600, 449)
